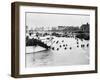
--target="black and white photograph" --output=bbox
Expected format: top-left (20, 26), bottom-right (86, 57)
top-left (25, 12), bottom-right (90, 68)
top-left (11, 2), bottom-right (97, 77)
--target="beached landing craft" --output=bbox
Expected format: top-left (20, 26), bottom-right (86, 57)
top-left (26, 35), bottom-right (53, 53)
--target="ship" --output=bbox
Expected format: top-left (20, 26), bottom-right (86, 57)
top-left (26, 35), bottom-right (53, 53)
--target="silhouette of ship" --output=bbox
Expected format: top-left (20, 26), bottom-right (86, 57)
top-left (26, 36), bottom-right (53, 53)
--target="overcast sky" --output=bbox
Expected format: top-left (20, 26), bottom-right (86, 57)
top-left (26, 12), bottom-right (90, 29)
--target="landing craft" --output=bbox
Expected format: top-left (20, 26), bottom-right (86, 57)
top-left (26, 35), bottom-right (54, 53)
